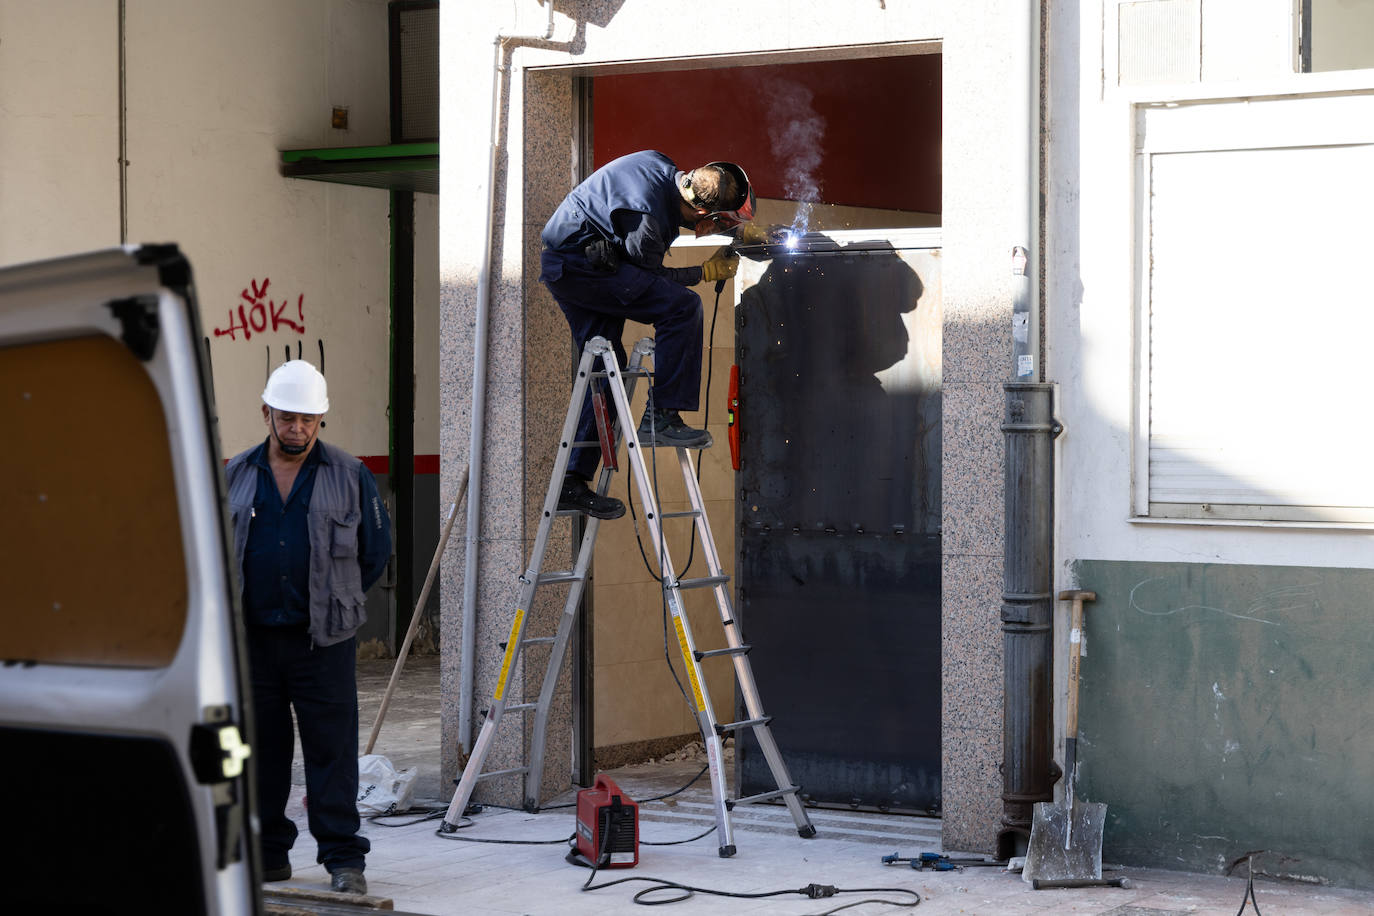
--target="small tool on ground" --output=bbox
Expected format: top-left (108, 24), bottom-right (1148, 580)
top-left (883, 851), bottom-right (1004, 872)
top-left (1024, 589), bottom-right (1108, 885)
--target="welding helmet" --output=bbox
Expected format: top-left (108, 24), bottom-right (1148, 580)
top-left (679, 161), bottom-right (757, 237)
top-left (262, 360), bottom-right (329, 414)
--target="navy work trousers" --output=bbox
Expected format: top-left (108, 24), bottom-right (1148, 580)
top-left (541, 250), bottom-right (703, 480)
top-left (248, 628), bottom-right (368, 873)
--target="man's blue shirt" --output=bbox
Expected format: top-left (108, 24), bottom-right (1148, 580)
top-left (241, 438), bottom-right (390, 627)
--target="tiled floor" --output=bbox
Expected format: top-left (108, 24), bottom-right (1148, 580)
top-left (266, 656), bottom-right (1374, 915)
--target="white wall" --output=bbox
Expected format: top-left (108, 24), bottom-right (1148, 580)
top-left (0, 0), bottom-right (396, 459)
top-left (0, 1), bottom-right (120, 258)
top-left (1050, 0), bottom-right (1374, 571)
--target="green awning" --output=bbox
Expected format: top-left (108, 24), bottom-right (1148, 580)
top-left (279, 142), bottom-right (438, 194)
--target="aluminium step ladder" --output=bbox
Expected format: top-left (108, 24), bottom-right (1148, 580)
top-left (439, 335), bottom-right (816, 856)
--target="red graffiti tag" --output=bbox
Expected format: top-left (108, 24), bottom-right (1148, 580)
top-left (213, 278), bottom-right (306, 341)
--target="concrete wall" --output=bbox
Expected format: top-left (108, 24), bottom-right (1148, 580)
top-left (1, 0), bottom-right (396, 461)
top-left (0, 0), bottom-right (435, 650)
top-left (1050, 0), bottom-right (1374, 886)
top-left (440, 0), bottom-right (1020, 852)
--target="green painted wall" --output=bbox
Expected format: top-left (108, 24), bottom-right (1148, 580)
top-left (1072, 560), bottom-right (1374, 888)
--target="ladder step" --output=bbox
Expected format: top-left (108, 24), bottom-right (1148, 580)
top-left (521, 636), bottom-right (556, 646)
top-left (505, 703), bottom-right (537, 713)
top-left (727, 786), bottom-right (801, 809)
top-left (677, 575), bottom-right (730, 590)
top-left (660, 509), bottom-right (702, 519)
top-left (475, 765), bottom-right (530, 781)
top-left (696, 644), bottom-right (751, 660)
top-left (591, 367), bottom-right (652, 378)
top-left (715, 715), bottom-right (772, 734)
top-left (537, 571), bottom-right (584, 585)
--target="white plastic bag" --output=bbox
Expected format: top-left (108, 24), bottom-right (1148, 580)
top-left (356, 754), bottom-right (417, 815)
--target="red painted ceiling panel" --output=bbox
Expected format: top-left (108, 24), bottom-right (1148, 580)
top-left (592, 54), bottom-right (941, 214)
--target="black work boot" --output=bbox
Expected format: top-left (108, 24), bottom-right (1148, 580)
top-left (558, 476), bottom-right (625, 520)
top-left (329, 867), bottom-right (367, 895)
top-left (637, 408), bottom-right (713, 449)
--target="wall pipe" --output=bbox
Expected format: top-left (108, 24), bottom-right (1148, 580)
top-left (998, 0), bottom-right (1058, 860)
top-left (459, 0), bottom-right (556, 753)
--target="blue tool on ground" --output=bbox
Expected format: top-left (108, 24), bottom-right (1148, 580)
top-left (882, 852), bottom-right (1005, 871)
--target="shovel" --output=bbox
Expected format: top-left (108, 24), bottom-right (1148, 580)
top-left (1024, 590), bottom-right (1107, 884)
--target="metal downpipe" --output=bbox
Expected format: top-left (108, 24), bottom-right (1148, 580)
top-left (997, 0), bottom-right (1056, 859)
top-left (458, 2), bottom-right (556, 754)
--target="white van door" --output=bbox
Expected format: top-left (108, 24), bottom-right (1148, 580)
top-left (0, 246), bottom-right (260, 914)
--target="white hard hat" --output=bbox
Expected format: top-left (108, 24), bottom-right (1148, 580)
top-left (262, 360), bottom-right (329, 414)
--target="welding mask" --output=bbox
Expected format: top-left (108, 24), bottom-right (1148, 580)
top-left (680, 162), bottom-right (757, 237)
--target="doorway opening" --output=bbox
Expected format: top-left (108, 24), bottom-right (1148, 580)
top-left (572, 49), bottom-right (944, 819)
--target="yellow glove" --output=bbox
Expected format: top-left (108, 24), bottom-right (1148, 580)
top-left (701, 246), bottom-right (739, 284)
top-left (734, 223), bottom-right (785, 246)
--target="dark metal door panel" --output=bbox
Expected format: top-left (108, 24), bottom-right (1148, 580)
top-left (735, 239), bottom-right (942, 812)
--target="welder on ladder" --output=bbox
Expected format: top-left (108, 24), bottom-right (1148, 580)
top-left (538, 150), bottom-right (776, 518)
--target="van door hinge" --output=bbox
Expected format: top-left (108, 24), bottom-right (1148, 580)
top-left (106, 294), bottom-right (160, 361)
top-left (189, 705), bottom-right (250, 868)
top-left (190, 710), bottom-right (251, 782)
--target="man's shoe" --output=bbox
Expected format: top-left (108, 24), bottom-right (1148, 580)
top-left (330, 867), bottom-right (367, 895)
top-left (637, 408), bottom-right (713, 449)
top-left (262, 864), bottom-right (291, 882)
top-left (558, 476), bottom-right (625, 520)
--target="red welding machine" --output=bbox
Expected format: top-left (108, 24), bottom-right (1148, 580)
top-left (575, 774), bottom-right (639, 868)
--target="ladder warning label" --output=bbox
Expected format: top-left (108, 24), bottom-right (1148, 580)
top-left (673, 616), bottom-right (707, 712)
top-left (495, 609), bottom-right (524, 701)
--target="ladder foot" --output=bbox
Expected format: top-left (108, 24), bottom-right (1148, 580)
top-left (798, 825), bottom-right (818, 839)
top-left (718, 844), bottom-right (737, 858)
top-left (438, 820), bottom-right (461, 834)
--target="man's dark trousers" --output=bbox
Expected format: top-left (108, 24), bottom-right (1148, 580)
top-left (542, 252), bottom-right (704, 480)
top-left (249, 627), bottom-right (369, 873)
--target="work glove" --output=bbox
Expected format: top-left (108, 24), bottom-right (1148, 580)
top-left (734, 223), bottom-right (785, 246)
top-left (701, 246), bottom-right (739, 284)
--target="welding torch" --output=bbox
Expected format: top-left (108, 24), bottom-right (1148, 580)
top-left (709, 225), bottom-right (793, 293)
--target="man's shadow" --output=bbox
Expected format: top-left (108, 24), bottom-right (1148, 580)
top-left (736, 239), bottom-right (940, 536)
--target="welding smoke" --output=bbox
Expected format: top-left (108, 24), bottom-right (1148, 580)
top-left (763, 77), bottom-right (825, 235)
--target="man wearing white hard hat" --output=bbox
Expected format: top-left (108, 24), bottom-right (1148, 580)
top-left (224, 360), bottom-right (390, 895)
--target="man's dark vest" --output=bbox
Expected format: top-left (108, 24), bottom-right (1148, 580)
top-left (225, 441), bottom-right (367, 647)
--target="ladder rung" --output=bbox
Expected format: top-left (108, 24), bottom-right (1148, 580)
top-left (571, 439), bottom-right (605, 448)
top-left (475, 765), bottom-right (530, 781)
top-left (591, 367), bottom-right (652, 378)
top-left (696, 644), bottom-right (751, 660)
top-left (521, 637), bottom-right (556, 646)
top-left (505, 703), bottom-right (537, 713)
top-left (715, 716), bottom-right (772, 734)
top-left (677, 575), bottom-right (730, 590)
top-left (537, 571), bottom-right (584, 585)
top-left (727, 786), bottom-right (801, 809)
top-left (660, 509), bottom-right (701, 519)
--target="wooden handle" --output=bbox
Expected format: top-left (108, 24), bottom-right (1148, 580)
top-left (1062, 591), bottom-right (1094, 744)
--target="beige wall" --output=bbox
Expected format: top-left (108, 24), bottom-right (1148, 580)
top-left (0, 0), bottom-right (399, 460)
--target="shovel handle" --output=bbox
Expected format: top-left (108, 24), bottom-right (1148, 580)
top-left (1058, 591), bottom-right (1096, 743)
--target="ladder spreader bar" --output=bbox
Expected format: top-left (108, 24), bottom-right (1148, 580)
top-left (696, 645), bottom-right (751, 660)
top-left (678, 575), bottom-right (730, 589)
top-left (715, 716), bottom-right (772, 734)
